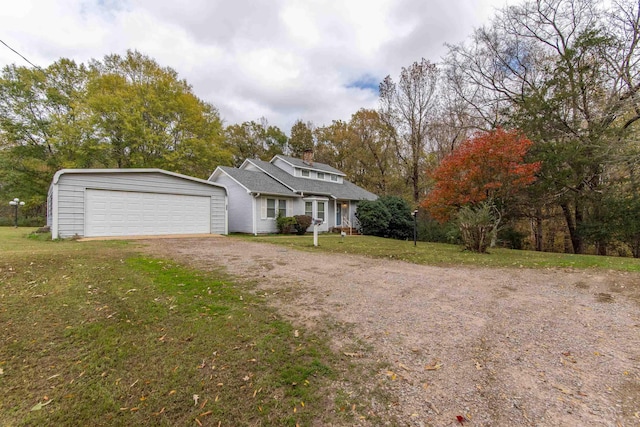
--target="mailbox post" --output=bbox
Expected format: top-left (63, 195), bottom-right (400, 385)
top-left (313, 218), bottom-right (323, 247)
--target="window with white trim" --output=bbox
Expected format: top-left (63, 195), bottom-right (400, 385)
top-left (305, 201), bottom-right (313, 217)
top-left (301, 169), bottom-right (310, 177)
top-left (317, 201), bottom-right (325, 221)
top-left (330, 174), bottom-right (337, 182)
top-left (266, 198), bottom-right (276, 218)
top-left (265, 198), bottom-right (288, 219)
top-left (317, 172), bottom-right (325, 180)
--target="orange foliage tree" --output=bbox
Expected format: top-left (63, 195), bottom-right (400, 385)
top-left (422, 128), bottom-right (541, 222)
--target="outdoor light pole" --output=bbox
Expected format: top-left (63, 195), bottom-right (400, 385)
top-left (413, 210), bottom-right (418, 246)
top-left (9, 198), bottom-right (25, 228)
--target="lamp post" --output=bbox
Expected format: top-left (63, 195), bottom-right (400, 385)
top-left (413, 209), bottom-right (418, 246)
top-left (9, 198), bottom-right (25, 228)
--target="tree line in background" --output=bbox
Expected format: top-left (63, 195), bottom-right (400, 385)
top-left (1, 0), bottom-right (639, 256)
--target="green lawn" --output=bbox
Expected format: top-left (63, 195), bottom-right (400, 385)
top-left (237, 233), bottom-right (640, 272)
top-left (0, 228), bottom-right (369, 426)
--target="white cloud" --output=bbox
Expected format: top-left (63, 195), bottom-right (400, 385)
top-left (0, 0), bottom-right (514, 133)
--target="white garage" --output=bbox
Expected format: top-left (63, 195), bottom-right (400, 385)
top-left (48, 169), bottom-right (228, 239)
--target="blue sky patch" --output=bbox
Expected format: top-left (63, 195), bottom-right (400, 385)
top-left (347, 74), bottom-right (380, 92)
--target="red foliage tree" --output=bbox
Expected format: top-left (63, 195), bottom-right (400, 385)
top-left (422, 128), bottom-right (540, 222)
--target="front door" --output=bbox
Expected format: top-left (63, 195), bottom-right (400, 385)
top-left (336, 202), bottom-right (342, 226)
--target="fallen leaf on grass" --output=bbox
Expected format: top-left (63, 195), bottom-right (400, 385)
top-left (456, 415), bottom-right (467, 425)
top-left (193, 394), bottom-right (199, 406)
top-left (385, 370), bottom-right (397, 381)
top-left (31, 400), bottom-right (53, 411)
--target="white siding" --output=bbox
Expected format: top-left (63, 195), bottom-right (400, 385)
top-left (271, 158), bottom-right (295, 175)
top-left (255, 196), bottom-right (295, 234)
top-left (53, 171), bottom-right (226, 238)
top-left (214, 174), bottom-right (254, 233)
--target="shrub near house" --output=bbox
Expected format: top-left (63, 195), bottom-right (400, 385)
top-left (356, 196), bottom-right (413, 239)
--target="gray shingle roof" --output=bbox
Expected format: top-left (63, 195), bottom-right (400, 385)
top-left (273, 155), bottom-right (346, 176)
top-left (247, 159), bottom-right (377, 201)
top-left (217, 166), bottom-right (296, 197)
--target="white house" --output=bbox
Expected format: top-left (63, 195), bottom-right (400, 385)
top-left (209, 154), bottom-right (377, 234)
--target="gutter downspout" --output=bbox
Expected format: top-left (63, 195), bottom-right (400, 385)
top-left (252, 193), bottom-right (261, 236)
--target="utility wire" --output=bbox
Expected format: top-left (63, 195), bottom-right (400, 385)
top-left (0, 38), bottom-right (43, 70)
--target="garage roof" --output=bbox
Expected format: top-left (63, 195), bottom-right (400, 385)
top-left (52, 168), bottom-right (226, 190)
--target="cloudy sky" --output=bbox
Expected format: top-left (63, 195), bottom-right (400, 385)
top-left (1, 0), bottom-right (510, 133)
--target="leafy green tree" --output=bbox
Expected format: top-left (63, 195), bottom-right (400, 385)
top-left (87, 50), bottom-right (231, 177)
top-left (0, 50), bottom-right (232, 208)
top-left (288, 120), bottom-right (314, 158)
top-left (225, 118), bottom-right (287, 166)
top-left (313, 109), bottom-right (402, 196)
top-left (0, 59), bottom-right (95, 205)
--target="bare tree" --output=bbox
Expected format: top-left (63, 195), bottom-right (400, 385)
top-left (379, 58), bottom-right (439, 203)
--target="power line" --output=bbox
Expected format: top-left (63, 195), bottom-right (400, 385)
top-left (0, 38), bottom-right (43, 70)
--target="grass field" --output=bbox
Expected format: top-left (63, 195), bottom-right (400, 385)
top-left (238, 233), bottom-right (640, 272)
top-left (0, 228), bottom-right (367, 426)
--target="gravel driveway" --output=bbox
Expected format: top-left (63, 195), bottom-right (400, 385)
top-left (140, 236), bottom-right (640, 426)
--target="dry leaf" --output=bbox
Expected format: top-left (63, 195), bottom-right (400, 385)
top-left (30, 400), bottom-right (53, 411)
top-left (294, 330), bottom-right (299, 338)
top-left (193, 394), bottom-right (200, 406)
top-left (425, 360), bottom-right (443, 371)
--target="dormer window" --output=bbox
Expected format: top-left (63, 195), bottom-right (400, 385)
top-left (330, 175), bottom-right (337, 182)
top-left (317, 172), bottom-right (325, 180)
top-left (301, 169), bottom-right (310, 177)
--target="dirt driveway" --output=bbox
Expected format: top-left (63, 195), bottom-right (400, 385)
top-left (140, 236), bottom-right (640, 427)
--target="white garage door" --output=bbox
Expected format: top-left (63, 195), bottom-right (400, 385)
top-left (85, 189), bottom-right (211, 237)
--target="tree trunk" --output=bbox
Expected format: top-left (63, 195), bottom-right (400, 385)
top-left (561, 202), bottom-right (583, 254)
top-left (532, 207), bottom-right (543, 252)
